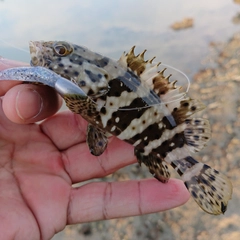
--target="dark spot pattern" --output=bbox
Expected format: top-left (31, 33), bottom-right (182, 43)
top-left (73, 45), bottom-right (87, 52)
top-left (129, 123), bottom-right (161, 147)
top-left (209, 175), bottom-right (216, 181)
top-left (109, 70), bottom-right (141, 94)
top-left (191, 191), bottom-right (198, 199)
top-left (107, 78), bottom-right (132, 97)
top-left (100, 107), bottom-right (106, 114)
top-left (106, 98), bottom-right (148, 135)
top-left (84, 69), bottom-right (102, 83)
top-left (91, 57), bottom-right (109, 68)
top-left (182, 102), bottom-right (189, 107)
top-left (79, 80), bottom-right (86, 86)
top-left (73, 71), bottom-right (79, 76)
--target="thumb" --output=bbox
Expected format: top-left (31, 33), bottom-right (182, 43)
top-left (2, 83), bottom-right (62, 124)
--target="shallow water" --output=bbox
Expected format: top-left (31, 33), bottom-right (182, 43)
top-left (0, 0), bottom-right (239, 80)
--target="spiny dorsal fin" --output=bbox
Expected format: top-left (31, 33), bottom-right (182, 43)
top-left (151, 69), bottom-right (177, 95)
top-left (118, 46), bottom-right (150, 75)
top-left (118, 46), bottom-right (205, 120)
top-left (118, 46), bottom-right (182, 100)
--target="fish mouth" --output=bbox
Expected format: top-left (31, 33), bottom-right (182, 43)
top-left (29, 41), bottom-right (42, 66)
top-left (29, 41), bottom-right (52, 67)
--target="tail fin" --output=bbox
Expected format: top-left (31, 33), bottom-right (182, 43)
top-left (171, 156), bottom-right (232, 215)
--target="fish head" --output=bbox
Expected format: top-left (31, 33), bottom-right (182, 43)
top-left (29, 41), bottom-right (74, 73)
top-left (29, 41), bottom-right (110, 97)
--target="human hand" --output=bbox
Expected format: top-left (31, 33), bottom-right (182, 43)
top-left (0, 58), bottom-right (190, 240)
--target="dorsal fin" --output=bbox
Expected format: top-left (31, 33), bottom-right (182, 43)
top-left (118, 47), bottom-right (205, 120)
top-left (118, 46), bottom-right (182, 101)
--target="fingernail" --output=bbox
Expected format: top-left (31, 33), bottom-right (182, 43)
top-left (16, 88), bottom-right (43, 120)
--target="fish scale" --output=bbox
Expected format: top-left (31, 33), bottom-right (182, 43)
top-left (0, 41), bottom-right (232, 215)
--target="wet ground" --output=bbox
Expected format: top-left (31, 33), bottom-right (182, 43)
top-left (52, 32), bottom-right (240, 240)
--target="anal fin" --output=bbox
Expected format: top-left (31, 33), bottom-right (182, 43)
top-left (87, 124), bottom-right (108, 156)
top-left (135, 149), bottom-right (170, 183)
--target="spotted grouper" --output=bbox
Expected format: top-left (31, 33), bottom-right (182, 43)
top-left (0, 41), bottom-right (232, 215)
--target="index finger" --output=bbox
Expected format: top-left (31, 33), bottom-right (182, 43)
top-left (68, 178), bottom-right (190, 224)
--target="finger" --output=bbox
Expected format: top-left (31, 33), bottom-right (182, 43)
top-left (41, 111), bottom-right (88, 150)
top-left (67, 178), bottom-right (190, 224)
top-left (40, 111), bottom-right (136, 182)
top-left (63, 136), bottom-right (136, 182)
top-left (2, 84), bottom-right (62, 124)
top-left (0, 58), bottom-right (29, 95)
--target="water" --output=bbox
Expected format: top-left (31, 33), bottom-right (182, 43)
top-left (0, 0), bottom-right (239, 80)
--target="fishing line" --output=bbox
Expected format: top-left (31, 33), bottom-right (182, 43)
top-left (0, 41), bottom-right (191, 111)
top-left (89, 62), bottom-right (191, 111)
top-left (0, 39), bottom-right (29, 53)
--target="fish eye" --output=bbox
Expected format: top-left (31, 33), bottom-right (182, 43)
top-left (54, 44), bottom-right (68, 56)
top-left (53, 42), bottom-right (73, 56)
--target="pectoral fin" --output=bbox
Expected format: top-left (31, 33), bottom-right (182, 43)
top-left (87, 124), bottom-right (108, 156)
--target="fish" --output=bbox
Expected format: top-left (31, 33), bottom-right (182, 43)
top-left (0, 41), bottom-right (232, 215)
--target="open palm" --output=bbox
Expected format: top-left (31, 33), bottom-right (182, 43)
top-left (0, 59), bottom-right (189, 240)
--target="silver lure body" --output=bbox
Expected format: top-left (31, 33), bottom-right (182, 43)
top-left (0, 66), bottom-right (87, 98)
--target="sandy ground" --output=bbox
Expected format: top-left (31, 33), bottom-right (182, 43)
top-left (52, 32), bottom-right (240, 240)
